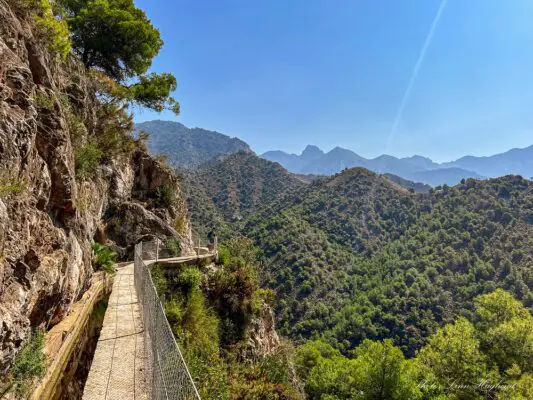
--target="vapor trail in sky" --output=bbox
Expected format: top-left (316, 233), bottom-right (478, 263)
top-left (358, 0), bottom-right (448, 227)
top-left (386, 0), bottom-right (448, 148)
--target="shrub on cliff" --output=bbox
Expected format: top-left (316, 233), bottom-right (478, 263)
top-left (14, 0), bottom-right (71, 59)
top-left (210, 237), bottom-right (263, 345)
top-left (75, 142), bottom-right (103, 179)
top-left (153, 186), bottom-right (176, 208)
top-left (9, 329), bottom-right (46, 398)
top-left (91, 242), bottom-right (116, 274)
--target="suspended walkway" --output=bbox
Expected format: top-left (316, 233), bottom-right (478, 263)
top-left (82, 242), bottom-right (217, 400)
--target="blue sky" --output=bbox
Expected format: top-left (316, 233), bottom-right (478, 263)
top-left (134, 0), bottom-right (533, 162)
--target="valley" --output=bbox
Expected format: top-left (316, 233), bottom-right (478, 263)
top-left (137, 120), bottom-right (533, 398)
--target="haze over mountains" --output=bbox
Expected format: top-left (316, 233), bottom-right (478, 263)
top-left (136, 120), bottom-right (533, 186)
top-left (263, 144), bottom-right (533, 186)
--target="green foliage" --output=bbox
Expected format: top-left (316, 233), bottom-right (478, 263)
top-left (157, 251), bottom-right (299, 398)
top-left (181, 152), bottom-right (305, 240)
top-left (210, 237), bottom-right (261, 344)
top-left (506, 373), bottom-right (533, 399)
top-left (181, 154), bottom-right (533, 397)
top-left (256, 288), bottom-right (276, 307)
top-left (186, 350), bottom-right (229, 400)
top-left (174, 216), bottom-right (187, 235)
top-left (475, 290), bottom-right (533, 375)
top-left (15, 0), bottom-right (71, 59)
top-left (33, 91), bottom-right (55, 109)
top-left (239, 172), bottom-right (533, 356)
top-left (297, 339), bottom-right (421, 400)
top-left (59, 0), bottom-right (179, 113)
top-left (162, 267), bottom-right (225, 399)
top-left (475, 288), bottom-right (530, 327)
top-left (34, 0), bottom-right (71, 59)
top-left (153, 186), bottom-right (176, 208)
top-left (74, 104), bottom-right (138, 179)
top-left (165, 237), bottom-right (181, 257)
top-left (151, 263), bottom-right (167, 295)
top-left (295, 340), bottom-right (342, 382)
top-left (485, 317), bottom-right (533, 374)
top-left (91, 242), bottom-right (116, 274)
top-left (351, 340), bottom-right (422, 400)
top-left (93, 103), bottom-right (137, 158)
top-left (62, 0), bottom-right (162, 79)
top-left (10, 329), bottom-right (46, 398)
top-left (417, 317), bottom-right (495, 399)
top-left (128, 73), bottom-right (180, 114)
top-left (217, 245), bottom-right (230, 265)
top-left (176, 267), bottom-right (202, 293)
top-left (295, 290), bottom-right (533, 399)
top-left (0, 176), bottom-right (26, 198)
top-left (75, 142), bottom-right (103, 179)
top-left (225, 358), bottom-right (302, 400)
top-left (218, 236), bottom-right (259, 268)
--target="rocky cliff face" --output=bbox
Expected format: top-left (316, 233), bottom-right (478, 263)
top-left (247, 303), bottom-right (280, 357)
top-left (0, 0), bottom-right (192, 374)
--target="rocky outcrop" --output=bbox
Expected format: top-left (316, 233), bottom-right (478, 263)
top-left (247, 304), bottom-right (280, 357)
top-left (0, 0), bottom-right (192, 374)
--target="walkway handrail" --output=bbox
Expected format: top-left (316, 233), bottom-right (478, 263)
top-left (134, 242), bottom-right (201, 400)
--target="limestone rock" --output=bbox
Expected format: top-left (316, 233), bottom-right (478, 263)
top-left (247, 303), bottom-right (281, 357)
top-left (0, 0), bottom-right (192, 374)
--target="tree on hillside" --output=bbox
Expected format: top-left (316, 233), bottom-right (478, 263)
top-left (296, 340), bottom-right (421, 400)
top-left (417, 317), bottom-right (496, 399)
top-left (351, 339), bottom-right (422, 400)
top-left (60, 0), bottom-right (180, 114)
top-left (475, 290), bottom-right (533, 375)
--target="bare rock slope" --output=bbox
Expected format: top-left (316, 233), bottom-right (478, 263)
top-left (0, 0), bottom-right (192, 373)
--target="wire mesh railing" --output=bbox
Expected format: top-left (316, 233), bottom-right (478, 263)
top-left (134, 242), bottom-right (201, 400)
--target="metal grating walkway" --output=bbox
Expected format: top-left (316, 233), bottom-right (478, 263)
top-left (82, 263), bottom-right (148, 400)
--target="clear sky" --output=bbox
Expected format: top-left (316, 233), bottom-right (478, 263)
top-left (133, 0), bottom-right (533, 162)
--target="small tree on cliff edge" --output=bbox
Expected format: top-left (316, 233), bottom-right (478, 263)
top-left (60, 0), bottom-right (180, 114)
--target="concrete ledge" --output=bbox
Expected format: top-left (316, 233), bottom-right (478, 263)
top-left (30, 272), bottom-right (113, 400)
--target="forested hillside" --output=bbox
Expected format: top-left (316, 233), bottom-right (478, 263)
top-left (135, 120), bottom-right (252, 168)
top-left (184, 154), bottom-right (533, 358)
top-left (179, 151), bottom-right (533, 397)
top-left (246, 171), bottom-right (533, 357)
top-left (179, 152), bottom-right (306, 239)
top-left (296, 289), bottom-right (533, 399)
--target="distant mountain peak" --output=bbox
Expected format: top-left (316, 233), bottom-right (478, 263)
top-left (302, 145), bottom-right (324, 158)
top-left (401, 155), bottom-right (440, 170)
top-left (404, 155), bottom-right (433, 162)
top-left (134, 120), bottom-right (252, 169)
top-left (329, 146), bottom-right (356, 155)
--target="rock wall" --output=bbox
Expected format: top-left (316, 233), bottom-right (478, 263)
top-left (247, 303), bottom-right (281, 357)
top-left (0, 0), bottom-right (192, 374)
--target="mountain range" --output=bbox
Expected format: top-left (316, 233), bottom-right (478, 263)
top-left (135, 120), bottom-right (533, 186)
top-left (262, 144), bottom-right (533, 186)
